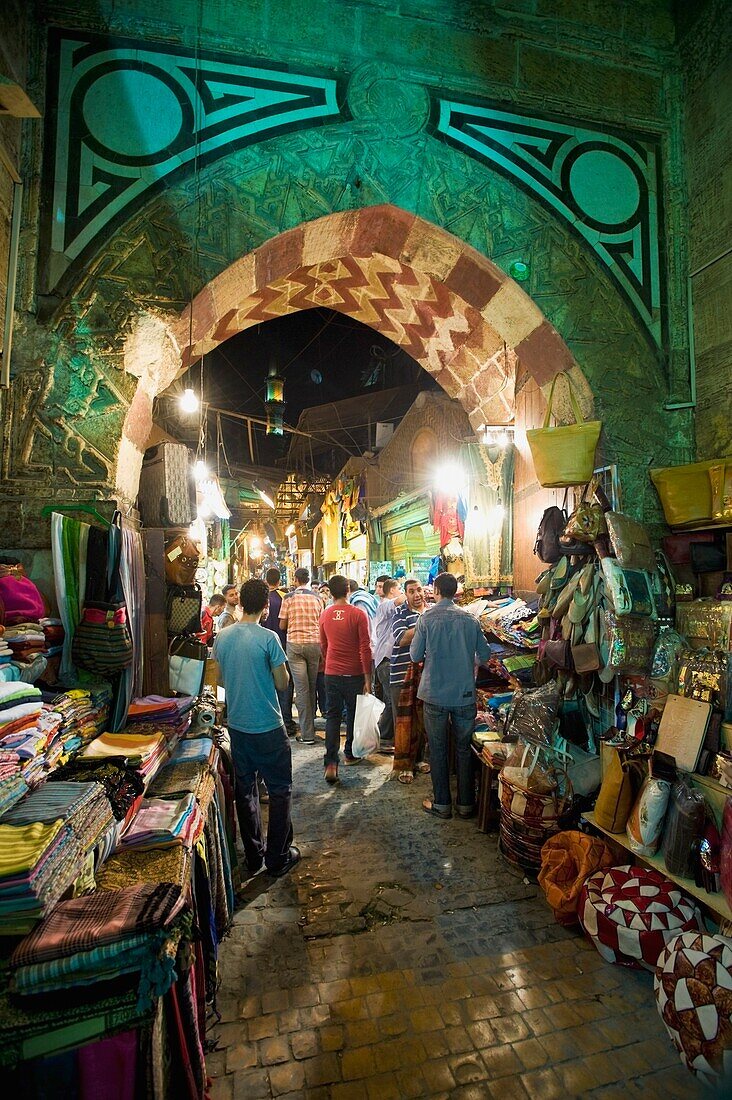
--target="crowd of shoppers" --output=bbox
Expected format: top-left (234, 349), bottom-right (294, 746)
top-left (211, 565), bottom-right (488, 880)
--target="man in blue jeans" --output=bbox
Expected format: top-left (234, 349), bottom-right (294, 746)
top-left (410, 572), bottom-right (490, 819)
top-left (214, 578), bottom-right (300, 878)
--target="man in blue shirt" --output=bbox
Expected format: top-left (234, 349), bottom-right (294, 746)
top-left (410, 572), bottom-right (490, 820)
top-left (347, 578), bottom-right (379, 620)
top-left (214, 578), bottom-right (300, 878)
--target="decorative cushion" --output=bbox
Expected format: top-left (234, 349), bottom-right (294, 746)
top-left (654, 931), bottom-right (732, 1087)
top-left (578, 864), bottom-right (702, 969)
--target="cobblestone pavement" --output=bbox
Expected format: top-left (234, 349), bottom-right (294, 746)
top-left (208, 741), bottom-right (702, 1099)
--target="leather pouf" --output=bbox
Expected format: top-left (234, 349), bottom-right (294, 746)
top-left (654, 931), bottom-right (732, 1088)
top-left (578, 864), bottom-right (702, 969)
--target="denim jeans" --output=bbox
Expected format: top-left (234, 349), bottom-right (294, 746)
top-left (286, 642), bottom-right (321, 741)
top-left (375, 658), bottom-right (394, 742)
top-left (229, 725), bottom-right (293, 873)
top-left (324, 674), bottom-right (365, 765)
top-left (316, 670), bottom-right (327, 717)
top-left (422, 701), bottom-right (477, 811)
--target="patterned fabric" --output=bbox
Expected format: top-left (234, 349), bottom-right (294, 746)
top-left (538, 831), bottom-right (615, 926)
top-left (579, 864), bottom-right (703, 969)
top-left (279, 588), bottom-right (322, 644)
top-left (10, 882), bottom-right (185, 966)
top-left (96, 847), bottom-right (191, 893)
top-left (392, 661), bottom-right (424, 776)
top-left (654, 931), bottom-right (732, 1087)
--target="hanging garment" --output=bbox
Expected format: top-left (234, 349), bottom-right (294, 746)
top-left (460, 443), bottom-right (515, 587)
top-left (51, 514), bottom-right (90, 682)
top-left (432, 492), bottom-right (465, 548)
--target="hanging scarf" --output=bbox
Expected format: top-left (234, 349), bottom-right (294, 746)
top-left (391, 661), bottom-right (425, 776)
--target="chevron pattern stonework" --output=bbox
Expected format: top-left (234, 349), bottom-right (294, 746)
top-left (171, 206), bottom-right (585, 436)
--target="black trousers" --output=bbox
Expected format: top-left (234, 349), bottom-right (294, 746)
top-left (230, 725), bottom-right (293, 873)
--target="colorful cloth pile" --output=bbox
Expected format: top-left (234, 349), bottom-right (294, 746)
top-left (2, 623), bottom-right (46, 666)
top-left (0, 630), bottom-right (12, 667)
top-left (39, 618), bottom-right (64, 659)
top-left (0, 751), bottom-right (28, 815)
top-left (479, 598), bottom-right (541, 649)
top-left (9, 881), bottom-right (188, 1008)
top-left (49, 687), bottom-right (112, 757)
top-left (0, 781), bottom-right (115, 934)
top-left (81, 731), bottom-right (170, 787)
top-left (167, 736), bottom-right (215, 768)
top-left (119, 794), bottom-right (204, 852)
top-left (50, 757), bottom-right (145, 821)
top-left (127, 695), bottom-right (195, 740)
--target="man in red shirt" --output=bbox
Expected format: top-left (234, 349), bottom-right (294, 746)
top-left (319, 574), bottom-right (372, 783)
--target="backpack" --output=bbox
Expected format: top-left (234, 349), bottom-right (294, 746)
top-left (534, 506), bottom-right (568, 564)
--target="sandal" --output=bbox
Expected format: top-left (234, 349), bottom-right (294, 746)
top-left (415, 762), bottom-right (431, 773)
top-left (422, 798), bottom-right (452, 819)
top-left (397, 772), bottom-right (414, 785)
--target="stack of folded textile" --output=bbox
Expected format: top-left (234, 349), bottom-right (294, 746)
top-left (49, 688), bottom-right (112, 758)
top-left (0, 781), bottom-right (116, 933)
top-left (50, 756), bottom-right (145, 822)
top-left (148, 759), bottom-right (211, 799)
top-left (119, 793), bottom-right (204, 852)
top-left (0, 750), bottom-right (28, 815)
top-left (0, 682), bottom-right (44, 728)
top-left (39, 617), bottom-right (64, 659)
top-left (0, 706), bottom-right (64, 790)
top-left (167, 735), bottom-right (215, 768)
top-left (9, 881), bottom-right (188, 1008)
top-left (127, 695), bottom-right (195, 740)
top-left (81, 730), bottom-right (171, 787)
top-left (3, 623), bottom-right (46, 666)
top-left (479, 598), bottom-right (541, 650)
top-left (0, 628), bottom-right (12, 667)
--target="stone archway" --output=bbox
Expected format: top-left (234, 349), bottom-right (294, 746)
top-left (117, 204), bottom-right (592, 503)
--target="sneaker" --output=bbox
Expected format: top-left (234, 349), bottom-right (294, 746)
top-left (343, 755), bottom-right (362, 766)
top-left (268, 846), bottom-right (301, 878)
top-left (295, 735), bottom-right (316, 744)
top-left (324, 763), bottom-right (338, 784)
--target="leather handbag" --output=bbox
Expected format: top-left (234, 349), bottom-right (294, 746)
top-left (169, 636), bottom-right (207, 697)
top-left (710, 461), bottom-right (732, 521)
top-left (164, 534), bottom-right (202, 587)
top-left (166, 583), bottom-right (203, 636)
top-left (527, 372), bottom-right (602, 488)
top-left (544, 637), bottom-right (572, 671)
top-left (605, 512), bottom-right (655, 572)
top-left (594, 750), bottom-right (637, 833)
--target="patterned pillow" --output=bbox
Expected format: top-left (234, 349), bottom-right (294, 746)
top-left (654, 931), bottom-right (732, 1087)
top-left (578, 864), bottom-right (702, 969)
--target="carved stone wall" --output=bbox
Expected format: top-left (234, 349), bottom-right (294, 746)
top-left (2, 1), bottom-right (708, 544)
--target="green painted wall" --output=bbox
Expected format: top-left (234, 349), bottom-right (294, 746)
top-left (3, 0), bottom-right (724, 543)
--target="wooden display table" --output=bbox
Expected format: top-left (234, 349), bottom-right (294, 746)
top-left (583, 810), bottom-right (732, 925)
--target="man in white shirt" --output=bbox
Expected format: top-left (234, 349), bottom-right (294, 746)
top-left (370, 579), bottom-right (404, 749)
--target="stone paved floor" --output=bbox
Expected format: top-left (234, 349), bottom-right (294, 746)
top-left (208, 740), bottom-right (703, 1099)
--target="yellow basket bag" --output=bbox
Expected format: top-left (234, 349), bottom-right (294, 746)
top-left (527, 372), bottom-right (602, 488)
top-left (649, 459), bottom-right (722, 528)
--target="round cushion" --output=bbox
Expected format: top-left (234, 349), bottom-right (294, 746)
top-left (654, 931), bottom-right (732, 1087)
top-left (578, 864), bottom-right (702, 969)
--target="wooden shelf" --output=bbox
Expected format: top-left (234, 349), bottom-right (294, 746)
top-left (583, 811), bottom-right (732, 924)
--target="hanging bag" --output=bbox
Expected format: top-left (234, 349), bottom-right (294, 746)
top-left (526, 372), bottom-right (602, 488)
top-left (605, 512), bottom-right (655, 572)
top-left (72, 512), bottom-right (133, 676)
top-left (561, 480), bottom-right (607, 547)
top-left (169, 635), bottom-right (207, 697)
top-left (166, 583), bottom-right (203, 637)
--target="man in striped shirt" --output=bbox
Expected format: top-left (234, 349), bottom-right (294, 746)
top-left (389, 579), bottom-right (425, 720)
top-left (279, 568), bottom-right (322, 744)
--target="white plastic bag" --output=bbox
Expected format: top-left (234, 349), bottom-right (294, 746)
top-left (352, 694), bottom-right (385, 758)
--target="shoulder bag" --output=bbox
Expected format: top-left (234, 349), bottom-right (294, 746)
top-left (526, 372), bottom-right (602, 488)
top-left (605, 512), bottom-right (655, 572)
top-left (72, 512), bottom-right (133, 676)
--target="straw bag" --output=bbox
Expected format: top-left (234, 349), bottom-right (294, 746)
top-left (527, 373), bottom-right (602, 488)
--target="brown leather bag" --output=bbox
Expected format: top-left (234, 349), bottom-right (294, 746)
top-left (164, 535), bottom-right (201, 587)
top-left (561, 482), bottom-right (607, 547)
top-left (605, 512), bottom-right (655, 572)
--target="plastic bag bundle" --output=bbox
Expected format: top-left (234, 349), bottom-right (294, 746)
top-left (626, 775), bottom-right (672, 856)
top-left (351, 694), bottom-right (385, 758)
top-left (504, 682), bottom-right (561, 746)
top-left (650, 626), bottom-right (686, 685)
top-left (502, 740), bottom-right (557, 796)
top-left (661, 781), bottom-right (706, 877)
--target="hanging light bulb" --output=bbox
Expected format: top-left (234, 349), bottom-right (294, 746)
top-left (179, 387), bottom-right (199, 414)
top-left (193, 460), bottom-right (209, 482)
